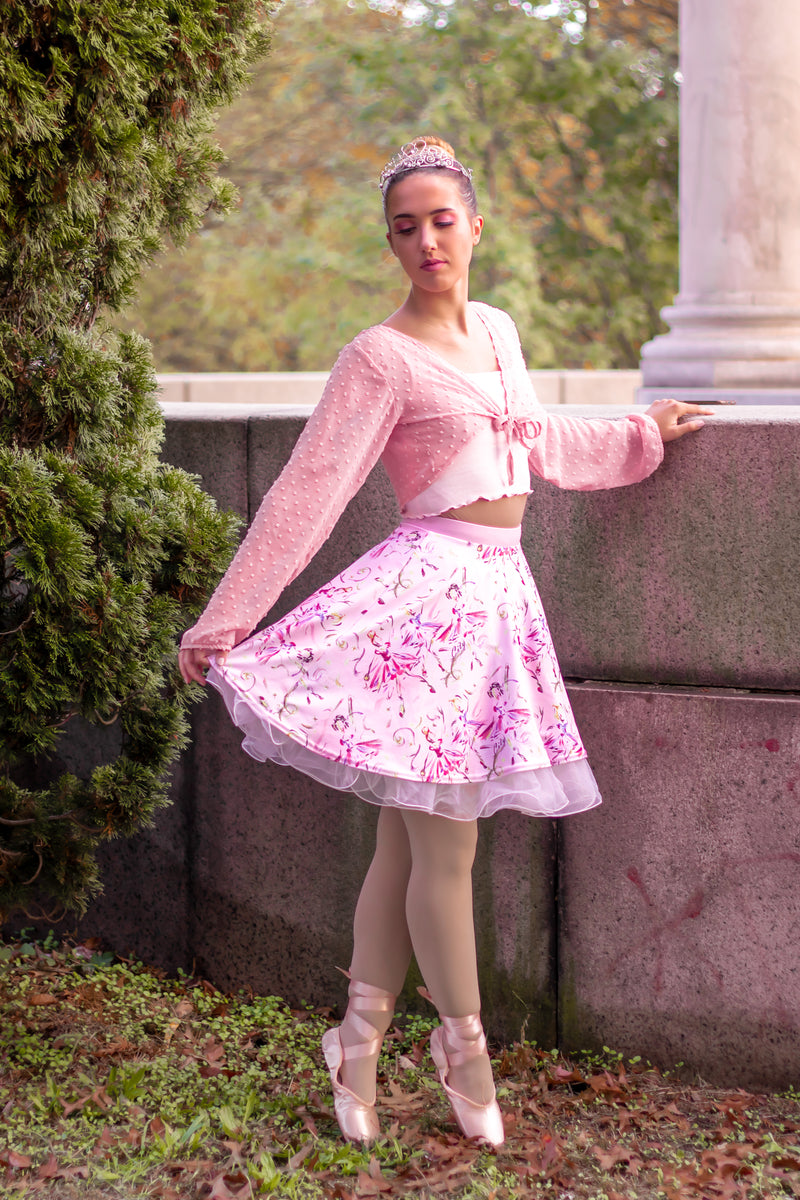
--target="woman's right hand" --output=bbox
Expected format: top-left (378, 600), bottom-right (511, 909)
top-left (179, 646), bottom-right (227, 686)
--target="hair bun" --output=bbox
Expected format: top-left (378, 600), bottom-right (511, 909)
top-left (410, 134), bottom-right (457, 159)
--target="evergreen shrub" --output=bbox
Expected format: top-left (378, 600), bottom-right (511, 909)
top-left (0, 1), bottom-right (269, 918)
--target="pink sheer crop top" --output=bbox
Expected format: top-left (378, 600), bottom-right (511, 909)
top-left (181, 302), bottom-right (664, 653)
top-left (403, 372), bottom-right (530, 517)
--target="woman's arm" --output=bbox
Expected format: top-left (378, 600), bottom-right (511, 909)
top-left (527, 400), bottom-right (709, 492)
top-left (178, 340), bottom-right (399, 683)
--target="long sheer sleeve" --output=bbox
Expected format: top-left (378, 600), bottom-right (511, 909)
top-left (528, 410), bottom-right (663, 490)
top-left (181, 342), bottom-right (399, 653)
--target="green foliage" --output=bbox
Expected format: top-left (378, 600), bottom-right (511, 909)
top-left (2, 935), bottom-right (799, 1199)
top-left (0, 1), bottom-right (269, 918)
top-left (124, 0), bottom-right (678, 371)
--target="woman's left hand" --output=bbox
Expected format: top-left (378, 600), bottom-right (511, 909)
top-left (645, 398), bottom-right (713, 442)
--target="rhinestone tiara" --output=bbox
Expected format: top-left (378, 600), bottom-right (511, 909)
top-left (379, 138), bottom-right (473, 198)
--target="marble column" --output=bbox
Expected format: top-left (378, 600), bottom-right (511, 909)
top-left (638, 0), bottom-right (800, 404)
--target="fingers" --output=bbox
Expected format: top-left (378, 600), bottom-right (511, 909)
top-left (179, 647), bottom-right (211, 686)
top-left (668, 416), bottom-right (706, 440)
top-left (645, 397), bottom-right (715, 443)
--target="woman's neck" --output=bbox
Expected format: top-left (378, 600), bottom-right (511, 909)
top-left (383, 290), bottom-right (498, 374)
top-left (401, 281), bottom-right (471, 334)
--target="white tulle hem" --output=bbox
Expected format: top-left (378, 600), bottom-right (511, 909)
top-left (208, 666), bottom-right (602, 822)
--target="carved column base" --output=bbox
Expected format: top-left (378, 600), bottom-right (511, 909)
top-left (638, 303), bottom-right (800, 404)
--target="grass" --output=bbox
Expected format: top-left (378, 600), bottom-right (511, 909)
top-left (1, 933), bottom-right (799, 1199)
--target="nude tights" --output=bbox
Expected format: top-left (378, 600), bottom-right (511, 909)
top-left (339, 806), bottom-right (495, 1106)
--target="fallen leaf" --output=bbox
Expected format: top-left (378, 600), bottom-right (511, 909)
top-left (91, 1038), bottom-right (137, 1058)
top-left (552, 1064), bottom-right (585, 1083)
top-left (203, 1038), bottom-right (226, 1063)
top-left (94, 1127), bottom-right (113, 1151)
top-left (287, 1141), bottom-right (315, 1170)
top-left (593, 1143), bottom-right (637, 1171)
top-left (164, 1018), bottom-right (181, 1046)
top-left (36, 1155), bottom-right (59, 1179)
top-left (1, 1150), bottom-right (32, 1170)
top-left (356, 1167), bottom-right (392, 1194)
top-left (201, 1174), bottom-right (238, 1200)
top-left (772, 1152), bottom-right (800, 1169)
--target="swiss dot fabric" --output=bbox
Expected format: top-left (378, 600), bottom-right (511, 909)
top-left (180, 303), bottom-right (663, 654)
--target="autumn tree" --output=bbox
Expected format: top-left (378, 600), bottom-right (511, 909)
top-left (124, 0), bottom-right (677, 371)
top-left (0, 1), bottom-right (268, 918)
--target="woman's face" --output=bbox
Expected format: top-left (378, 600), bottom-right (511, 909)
top-left (385, 173), bottom-right (483, 292)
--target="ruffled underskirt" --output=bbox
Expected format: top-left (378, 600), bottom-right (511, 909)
top-left (209, 665), bottom-right (601, 821)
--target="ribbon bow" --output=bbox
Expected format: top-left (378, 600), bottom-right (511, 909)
top-left (491, 414), bottom-right (543, 482)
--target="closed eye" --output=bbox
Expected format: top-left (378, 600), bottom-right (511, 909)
top-left (394, 220), bottom-right (455, 236)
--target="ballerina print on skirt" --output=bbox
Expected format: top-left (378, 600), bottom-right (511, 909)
top-left (331, 702), bottom-right (383, 767)
top-left (205, 519), bottom-right (592, 787)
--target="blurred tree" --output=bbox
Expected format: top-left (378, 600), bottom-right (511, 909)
top-left (0, 1), bottom-right (268, 919)
top-left (125, 0), bottom-right (677, 370)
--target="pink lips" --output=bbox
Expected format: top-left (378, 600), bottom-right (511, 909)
top-left (421, 259), bottom-right (446, 270)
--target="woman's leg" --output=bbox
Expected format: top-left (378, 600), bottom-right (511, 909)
top-left (338, 806), bottom-right (414, 1102)
top-left (337, 805), bottom-right (493, 1109)
top-left (401, 810), bottom-right (495, 1105)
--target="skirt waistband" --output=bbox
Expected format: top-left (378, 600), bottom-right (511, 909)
top-left (400, 515), bottom-right (521, 548)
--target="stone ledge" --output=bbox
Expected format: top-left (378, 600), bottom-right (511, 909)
top-left (161, 405), bottom-right (800, 691)
top-left (156, 369), bottom-right (644, 408)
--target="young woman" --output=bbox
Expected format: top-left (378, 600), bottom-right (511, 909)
top-left (179, 136), bottom-right (707, 1148)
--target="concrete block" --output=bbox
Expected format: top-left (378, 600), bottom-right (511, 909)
top-left (524, 409), bottom-right (800, 690)
top-left (70, 760), bottom-right (192, 971)
top-left (185, 687), bottom-right (377, 1006)
top-left (528, 371), bottom-right (562, 406)
top-left (7, 405), bottom-right (798, 1088)
top-left (157, 373), bottom-right (328, 406)
top-left (560, 682), bottom-right (800, 1089)
top-left (161, 404), bottom-right (250, 520)
top-left (561, 370), bottom-right (642, 406)
top-left (638, 386), bottom-right (800, 406)
top-left (156, 371), bottom-right (649, 410)
top-left (473, 814), bottom-right (557, 1046)
top-left (156, 376), bottom-right (187, 404)
top-left (4, 734), bottom-right (192, 974)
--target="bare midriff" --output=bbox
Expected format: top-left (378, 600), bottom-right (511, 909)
top-left (440, 493), bottom-right (528, 528)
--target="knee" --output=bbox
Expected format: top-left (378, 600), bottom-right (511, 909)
top-left (404, 813), bottom-right (478, 877)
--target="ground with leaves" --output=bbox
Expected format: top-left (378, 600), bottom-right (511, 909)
top-left (1, 936), bottom-right (799, 1200)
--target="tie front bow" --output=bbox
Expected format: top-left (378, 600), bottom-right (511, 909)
top-left (490, 414), bottom-right (543, 482)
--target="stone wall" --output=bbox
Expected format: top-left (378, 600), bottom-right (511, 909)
top-left (7, 403), bottom-right (798, 1089)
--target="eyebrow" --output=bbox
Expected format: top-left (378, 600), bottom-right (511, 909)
top-left (391, 207), bottom-right (457, 221)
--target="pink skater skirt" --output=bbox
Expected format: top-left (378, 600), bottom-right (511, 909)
top-left (207, 516), bottom-right (601, 821)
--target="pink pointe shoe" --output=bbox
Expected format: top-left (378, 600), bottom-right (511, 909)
top-left (321, 979), bottom-right (394, 1144)
top-left (430, 1013), bottom-right (505, 1147)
